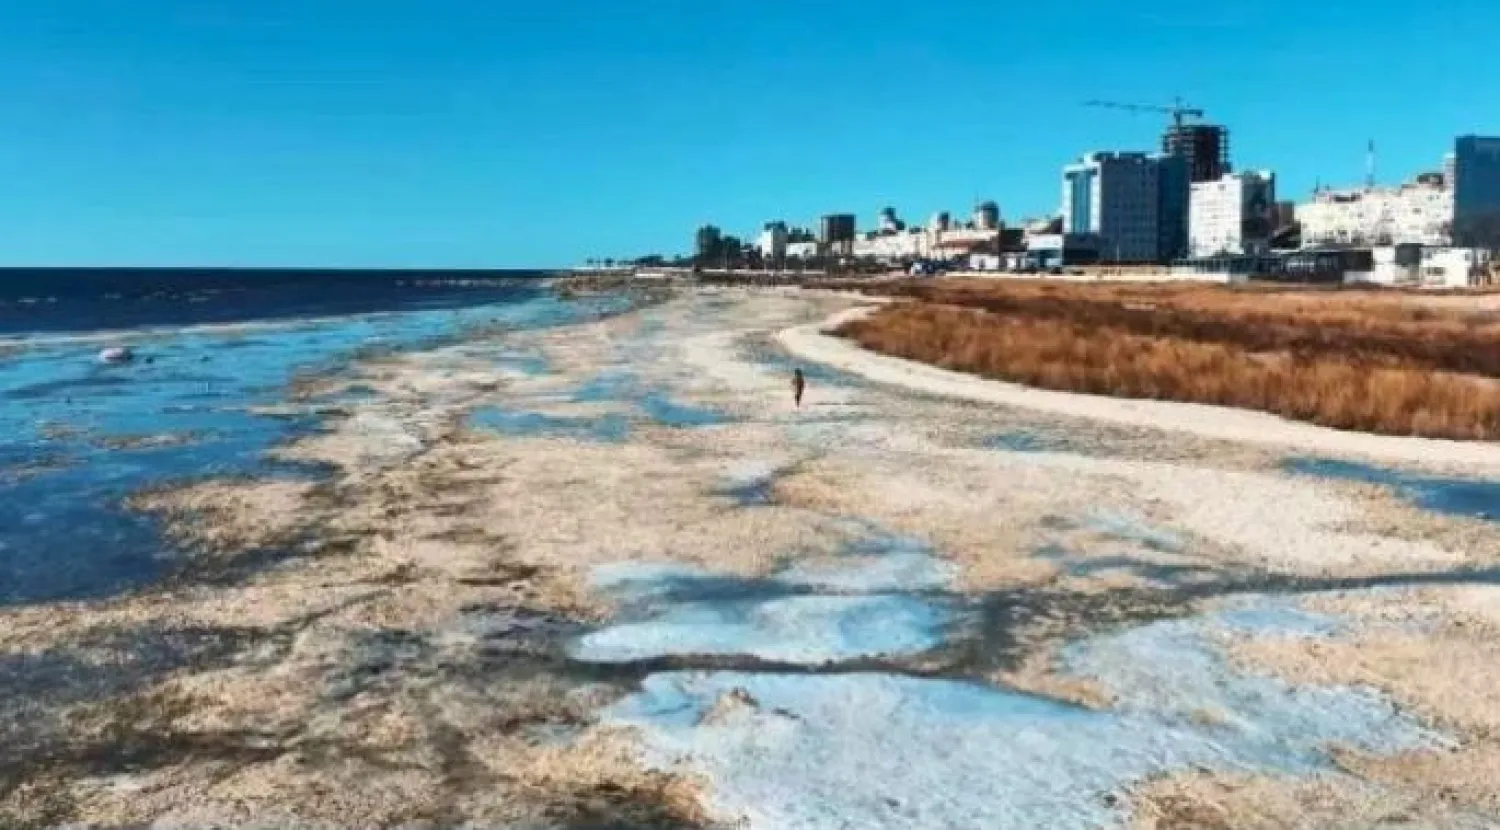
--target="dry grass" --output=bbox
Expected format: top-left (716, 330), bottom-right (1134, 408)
top-left (871, 281), bottom-right (1500, 376)
top-left (128, 479), bottom-right (320, 554)
top-left (506, 728), bottom-right (709, 827)
top-left (838, 282), bottom-right (1500, 439)
top-left (1130, 768), bottom-right (1478, 829)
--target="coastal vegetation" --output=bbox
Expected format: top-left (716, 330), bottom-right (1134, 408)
top-left (837, 281), bottom-right (1500, 440)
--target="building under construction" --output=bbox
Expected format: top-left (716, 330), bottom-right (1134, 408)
top-left (1163, 123), bottom-right (1231, 183)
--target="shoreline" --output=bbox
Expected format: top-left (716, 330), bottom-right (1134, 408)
top-left (7, 287), bottom-right (1500, 827)
top-left (778, 301), bottom-right (1500, 471)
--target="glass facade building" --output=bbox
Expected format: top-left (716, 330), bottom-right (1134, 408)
top-left (1066, 168), bottom-right (1096, 234)
top-left (1454, 135), bottom-right (1500, 247)
top-left (1156, 153), bottom-right (1191, 261)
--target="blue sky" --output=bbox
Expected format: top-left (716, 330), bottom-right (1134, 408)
top-left (1, 0), bottom-right (1496, 268)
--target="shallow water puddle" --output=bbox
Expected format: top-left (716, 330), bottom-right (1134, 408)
top-left (469, 406), bottom-right (631, 444)
top-left (571, 370), bottom-right (636, 404)
top-left (987, 428), bottom-right (1098, 456)
top-left (747, 339), bottom-right (863, 389)
top-left (1084, 511), bottom-right (1186, 553)
top-left (577, 526), bottom-right (1439, 828)
top-left (575, 590), bottom-right (945, 665)
top-left (572, 370), bottom-right (734, 428)
top-left (1286, 457), bottom-right (1500, 522)
top-left (1031, 544), bottom-right (1208, 587)
top-left (570, 531), bottom-right (956, 665)
top-left (608, 613), bottom-right (1435, 830)
top-left (601, 601), bottom-right (1437, 830)
top-left (501, 352), bottom-right (551, 377)
top-left (639, 391), bottom-right (732, 427)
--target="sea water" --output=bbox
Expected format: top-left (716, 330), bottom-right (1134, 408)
top-left (0, 271), bottom-right (627, 604)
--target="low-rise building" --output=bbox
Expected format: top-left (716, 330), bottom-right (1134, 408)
top-left (968, 254), bottom-right (1004, 272)
top-left (1023, 233), bottom-right (1102, 270)
top-left (1351, 244), bottom-right (1493, 288)
top-left (1423, 246), bottom-right (1495, 287)
top-left (848, 203), bottom-right (1007, 265)
top-left (930, 227), bottom-right (1001, 259)
top-left (784, 240), bottom-right (819, 260)
top-left (853, 229), bottom-right (928, 262)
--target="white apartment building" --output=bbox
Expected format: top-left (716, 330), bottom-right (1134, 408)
top-left (931, 226), bottom-right (1001, 257)
top-left (852, 229), bottom-right (928, 261)
top-left (851, 224), bottom-right (1002, 263)
top-left (1062, 152), bottom-right (1162, 262)
top-left (1298, 181), bottom-right (1453, 246)
top-left (1190, 171), bottom-right (1276, 258)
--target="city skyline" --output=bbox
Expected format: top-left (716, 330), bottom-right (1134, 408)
top-left (694, 131), bottom-right (1497, 283)
top-left (1, 0), bottom-right (1498, 267)
top-left (712, 135), bottom-right (1475, 247)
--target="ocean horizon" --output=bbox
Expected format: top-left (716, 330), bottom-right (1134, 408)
top-left (0, 266), bottom-right (558, 335)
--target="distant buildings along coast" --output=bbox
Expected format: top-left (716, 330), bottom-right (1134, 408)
top-left (636, 101), bottom-right (1500, 288)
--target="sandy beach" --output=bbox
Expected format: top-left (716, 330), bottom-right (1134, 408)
top-left (7, 286), bottom-right (1500, 828)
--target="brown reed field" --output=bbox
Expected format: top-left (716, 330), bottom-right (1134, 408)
top-left (836, 280), bottom-right (1500, 440)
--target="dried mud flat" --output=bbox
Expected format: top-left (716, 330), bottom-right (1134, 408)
top-left (7, 288), bottom-right (1500, 828)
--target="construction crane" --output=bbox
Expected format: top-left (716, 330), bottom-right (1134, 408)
top-left (1083, 97), bottom-right (1205, 129)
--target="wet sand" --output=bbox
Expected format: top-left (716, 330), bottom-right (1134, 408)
top-left (6, 288), bottom-right (1500, 828)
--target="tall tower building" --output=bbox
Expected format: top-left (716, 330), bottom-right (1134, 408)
top-left (1453, 135), bottom-right (1500, 247)
top-left (1062, 152), bottom-right (1162, 263)
top-left (1162, 124), bottom-right (1231, 183)
top-left (694, 225), bottom-right (723, 261)
top-left (973, 201), bottom-right (1001, 230)
top-left (1157, 153), bottom-right (1191, 261)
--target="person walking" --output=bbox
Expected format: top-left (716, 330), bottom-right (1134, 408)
top-left (791, 368), bottom-right (806, 409)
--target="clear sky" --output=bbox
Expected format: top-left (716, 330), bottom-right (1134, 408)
top-left (1, 0), bottom-right (1497, 268)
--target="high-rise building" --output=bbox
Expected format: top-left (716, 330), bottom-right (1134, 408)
top-left (1162, 124), bottom-right (1231, 183)
top-left (1189, 171), bottom-right (1276, 258)
top-left (1157, 154), bottom-right (1191, 261)
top-left (1453, 135), bottom-right (1500, 247)
top-left (973, 201), bottom-right (1001, 231)
top-left (819, 214), bottom-right (857, 244)
top-left (1062, 151), bottom-right (1173, 263)
top-left (694, 225), bottom-right (723, 261)
top-left (755, 222), bottom-right (789, 262)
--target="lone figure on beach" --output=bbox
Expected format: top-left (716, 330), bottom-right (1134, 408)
top-left (791, 368), bottom-right (806, 409)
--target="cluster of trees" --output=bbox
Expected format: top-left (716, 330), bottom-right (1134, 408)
top-left (582, 255), bottom-right (695, 270)
top-left (694, 225), bottom-right (751, 268)
top-left (692, 224), bottom-right (825, 271)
